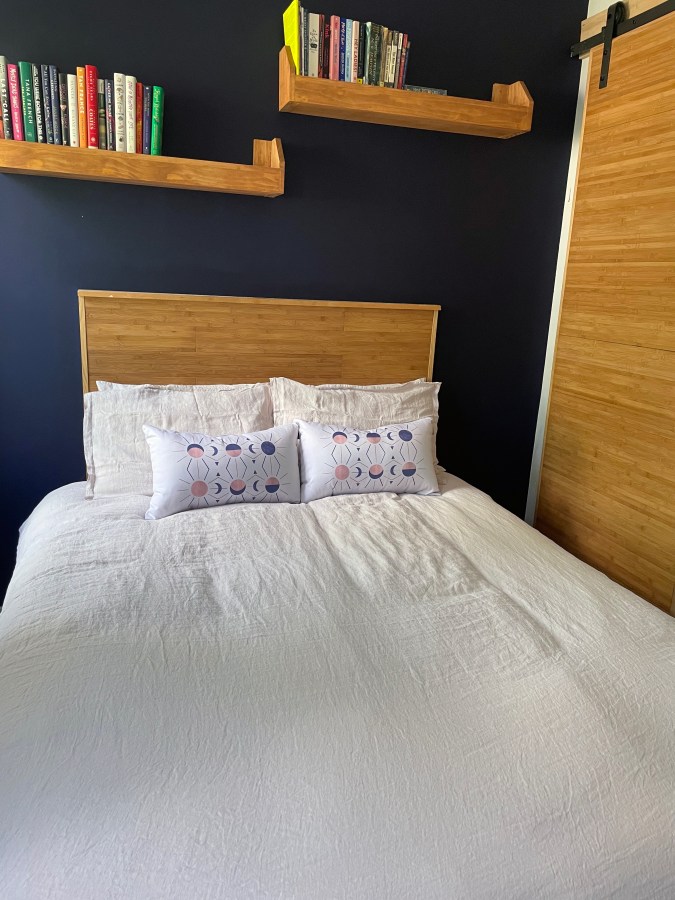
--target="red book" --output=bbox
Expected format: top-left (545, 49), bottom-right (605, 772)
top-left (85, 64), bottom-right (98, 147)
top-left (7, 64), bottom-right (24, 140)
top-left (135, 81), bottom-right (143, 153)
top-left (329, 15), bottom-right (340, 81)
top-left (397, 35), bottom-right (408, 89)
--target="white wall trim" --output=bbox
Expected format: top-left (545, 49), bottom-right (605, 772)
top-left (525, 56), bottom-right (589, 524)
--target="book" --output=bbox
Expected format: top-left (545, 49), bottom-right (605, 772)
top-left (31, 64), bottom-right (45, 142)
top-left (49, 65), bottom-right (62, 145)
top-left (362, 23), bottom-right (372, 84)
top-left (142, 84), bottom-right (151, 154)
top-left (104, 79), bottom-right (115, 150)
top-left (402, 40), bottom-right (411, 87)
top-left (357, 23), bottom-right (366, 82)
top-left (76, 67), bottom-right (86, 147)
top-left (344, 19), bottom-right (352, 83)
top-left (150, 85), bottom-right (163, 155)
top-left (85, 64), bottom-right (98, 147)
top-left (321, 17), bottom-right (330, 78)
top-left (113, 73), bottom-right (125, 151)
top-left (403, 84), bottom-right (447, 95)
top-left (338, 18), bottom-right (346, 81)
top-left (67, 73), bottom-right (79, 147)
top-left (8, 64), bottom-right (24, 141)
top-left (125, 75), bottom-right (136, 153)
top-left (0, 118), bottom-right (3, 139)
top-left (282, 0), bottom-right (301, 73)
top-left (40, 65), bottom-right (53, 143)
top-left (58, 72), bottom-right (69, 146)
top-left (0, 57), bottom-right (12, 140)
top-left (329, 15), bottom-right (339, 80)
top-left (379, 27), bottom-right (389, 86)
top-left (301, 8), bottom-right (309, 76)
top-left (396, 34), bottom-right (407, 89)
top-left (97, 78), bottom-right (106, 149)
top-left (307, 12), bottom-right (320, 78)
top-left (18, 62), bottom-right (36, 141)
top-left (387, 31), bottom-right (399, 88)
top-left (135, 81), bottom-right (143, 153)
top-left (351, 20), bottom-right (360, 83)
top-left (366, 24), bottom-right (381, 87)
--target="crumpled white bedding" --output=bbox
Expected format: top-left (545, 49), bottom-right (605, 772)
top-left (1, 474), bottom-right (673, 900)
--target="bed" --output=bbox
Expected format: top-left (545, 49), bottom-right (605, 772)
top-left (1, 292), bottom-right (673, 899)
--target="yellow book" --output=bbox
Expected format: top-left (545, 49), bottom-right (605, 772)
top-left (283, 0), bottom-right (301, 72)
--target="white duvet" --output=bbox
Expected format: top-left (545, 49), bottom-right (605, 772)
top-left (1, 475), bottom-right (673, 899)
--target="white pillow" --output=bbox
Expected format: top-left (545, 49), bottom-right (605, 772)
top-left (84, 384), bottom-right (273, 499)
top-left (144, 424), bottom-right (300, 519)
top-left (271, 377), bottom-right (440, 460)
top-left (296, 418), bottom-right (439, 503)
top-left (96, 381), bottom-right (263, 392)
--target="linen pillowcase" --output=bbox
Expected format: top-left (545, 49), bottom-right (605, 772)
top-left (84, 383), bottom-right (273, 499)
top-left (296, 417), bottom-right (439, 503)
top-left (143, 423), bottom-right (300, 519)
top-left (96, 381), bottom-right (264, 392)
top-left (271, 377), bottom-right (441, 460)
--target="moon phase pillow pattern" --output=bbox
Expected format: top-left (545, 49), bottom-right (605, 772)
top-left (143, 423), bottom-right (300, 519)
top-left (296, 417), bottom-right (439, 503)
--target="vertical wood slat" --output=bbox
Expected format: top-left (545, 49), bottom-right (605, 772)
top-left (536, 13), bottom-right (675, 613)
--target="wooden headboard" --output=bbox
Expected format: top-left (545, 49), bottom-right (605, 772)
top-left (78, 290), bottom-right (440, 391)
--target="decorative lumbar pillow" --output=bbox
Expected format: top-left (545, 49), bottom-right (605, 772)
top-left (271, 377), bottom-right (441, 461)
top-left (143, 423), bottom-right (301, 519)
top-left (84, 383), bottom-right (273, 499)
top-left (296, 417), bottom-right (439, 503)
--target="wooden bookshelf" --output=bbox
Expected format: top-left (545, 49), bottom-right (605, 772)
top-left (0, 137), bottom-right (285, 196)
top-left (279, 47), bottom-right (533, 139)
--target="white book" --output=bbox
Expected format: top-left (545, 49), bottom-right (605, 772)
top-left (125, 75), bottom-right (136, 153)
top-left (66, 73), bottom-right (79, 147)
top-left (345, 19), bottom-right (352, 82)
top-left (113, 73), bottom-right (126, 152)
top-left (351, 20), bottom-right (360, 83)
top-left (307, 12), bottom-right (320, 78)
top-left (387, 31), bottom-right (398, 87)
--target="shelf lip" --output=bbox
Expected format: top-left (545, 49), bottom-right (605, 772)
top-left (0, 138), bottom-right (285, 196)
top-left (279, 46), bottom-right (533, 138)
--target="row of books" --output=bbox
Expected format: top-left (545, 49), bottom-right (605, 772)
top-left (284, 1), bottom-right (412, 87)
top-left (0, 57), bottom-right (164, 154)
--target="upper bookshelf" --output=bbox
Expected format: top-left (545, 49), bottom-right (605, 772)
top-left (278, 47), bottom-right (533, 139)
top-left (0, 138), bottom-right (285, 196)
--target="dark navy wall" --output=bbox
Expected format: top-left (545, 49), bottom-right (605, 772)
top-left (0, 0), bottom-right (586, 594)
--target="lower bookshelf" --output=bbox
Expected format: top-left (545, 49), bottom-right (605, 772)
top-left (0, 137), bottom-right (285, 196)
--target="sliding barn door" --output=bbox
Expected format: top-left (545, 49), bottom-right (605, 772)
top-left (536, 11), bottom-right (675, 613)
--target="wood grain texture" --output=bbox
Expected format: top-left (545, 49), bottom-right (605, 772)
top-left (0, 138), bottom-right (285, 196)
top-left (536, 14), bottom-right (675, 613)
top-left (78, 290), bottom-right (440, 393)
top-left (580, 0), bottom-right (664, 41)
top-left (278, 47), bottom-right (533, 139)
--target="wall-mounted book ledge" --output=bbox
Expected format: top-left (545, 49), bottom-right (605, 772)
top-left (279, 47), bottom-right (533, 139)
top-left (0, 138), bottom-right (285, 196)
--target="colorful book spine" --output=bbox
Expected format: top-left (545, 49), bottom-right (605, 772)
top-left (282, 0), bottom-right (301, 73)
top-left (0, 57), bottom-right (11, 139)
top-left (397, 35), bottom-right (408, 89)
top-left (97, 78), bottom-right (106, 149)
top-left (357, 23), bottom-right (366, 82)
top-left (351, 20), bottom-right (360, 83)
top-left (301, 8), bottom-right (309, 76)
top-left (150, 85), bottom-right (163, 155)
top-left (0, 118), bottom-right (3, 139)
top-left (362, 23), bottom-right (372, 84)
top-left (76, 67), bottom-right (86, 147)
top-left (49, 65), bottom-right (61, 144)
top-left (7, 64), bottom-right (23, 140)
top-left (135, 81), bottom-right (143, 153)
top-left (142, 84), bottom-right (151, 154)
top-left (344, 19), bottom-right (352, 83)
top-left (40, 66), bottom-right (53, 143)
top-left (307, 12), bottom-right (320, 78)
top-left (84, 64), bottom-right (98, 147)
top-left (104, 79), bottom-right (115, 150)
top-left (113, 73), bottom-right (125, 151)
top-left (367, 25), bottom-right (381, 87)
top-left (125, 75), bottom-right (136, 153)
top-left (31, 64), bottom-right (45, 142)
top-left (338, 18), bottom-right (346, 81)
top-left (67, 73), bottom-right (79, 147)
top-left (402, 41), bottom-right (411, 87)
top-left (58, 72), bottom-right (69, 145)
top-left (379, 28), bottom-right (390, 86)
top-left (321, 19), bottom-right (330, 78)
top-left (18, 62), bottom-right (36, 141)
top-left (329, 16), bottom-right (339, 80)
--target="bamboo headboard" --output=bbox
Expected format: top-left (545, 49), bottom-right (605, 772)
top-left (78, 290), bottom-right (440, 391)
